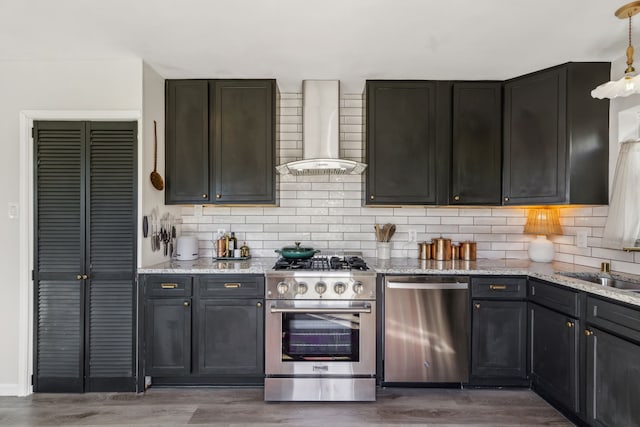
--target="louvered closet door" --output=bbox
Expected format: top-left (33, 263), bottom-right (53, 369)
top-left (34, 121), bottom-right (137, 393)
top-left (85, 122), bottom-right (137, 391)
top-left (34, 121), bottom-right (86, 392)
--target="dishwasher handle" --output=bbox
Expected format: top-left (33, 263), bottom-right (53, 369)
top-left (386, 281), bottom-right (468, 290)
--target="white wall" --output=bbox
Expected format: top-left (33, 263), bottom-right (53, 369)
top-left (0, 59), bottom-right (143, 395)
top-left (141, 63), bottom-right (181, 266)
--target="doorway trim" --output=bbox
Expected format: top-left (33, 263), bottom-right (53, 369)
top-left (19, 110), bottom-right (142, 396)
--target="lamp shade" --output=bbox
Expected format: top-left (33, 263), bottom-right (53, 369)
top-left (524, 208), bottom-right (563, 236)
top-left (591, 74), bottom-right (640, 99)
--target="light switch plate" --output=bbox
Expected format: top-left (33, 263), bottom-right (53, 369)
top-left (577, 230), bottom-right (588, 248)
top-left (7, 202), bottom-right (18, 219)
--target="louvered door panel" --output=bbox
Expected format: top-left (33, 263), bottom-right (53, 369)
top-left (86, 122), bottom-right (137, 391)
top-left (33, 122), bottom-right (85, 392)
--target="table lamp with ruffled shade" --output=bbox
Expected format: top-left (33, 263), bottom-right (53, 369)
top-left (524, 208), bottom-right (563, 263)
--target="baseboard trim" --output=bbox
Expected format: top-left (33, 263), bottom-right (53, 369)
top-left (0, 384), bottom-right (20, 396)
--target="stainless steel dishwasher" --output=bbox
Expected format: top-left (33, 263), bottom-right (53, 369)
top-left (383, 275), bottom-right (469, 384)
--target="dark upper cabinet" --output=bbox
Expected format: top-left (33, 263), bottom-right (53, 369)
top-left (165, 80), bottom-right (210, 203)
top-left (503, 62), bottom-right (610, 205)
top-left (165, 79), bottom-right (276, 205)
top-left (365, 81), bottom-right (449, 205)
top-left (212, 80), bottom-right (275, 204)
top-left (450, 82), bottom-right (502, 205)
top-left (530, 303), bottom-right (579, 413)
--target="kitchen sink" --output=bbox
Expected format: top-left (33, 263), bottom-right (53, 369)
top-left (557, 272), bottom-right (640, 292)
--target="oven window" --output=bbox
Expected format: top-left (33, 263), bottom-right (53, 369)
top-left (281, 313), bottom-right (360, 362)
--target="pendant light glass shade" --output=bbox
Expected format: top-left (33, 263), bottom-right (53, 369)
top-left (592, 1), bottom-right (640, 99)
top-left (602, 140), bottom-right (640, 248)
top-left (591, 74), bottom-right (640, 98)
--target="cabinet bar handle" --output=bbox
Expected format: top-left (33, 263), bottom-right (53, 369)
top-left (566, 321), bottom-right (575, 328)
top-left (490, 284), bottom-right (507, 290)
top-left (584, 329), bottom-right (593, 336)
top-left (224, 283), bottom-right (241, 289)
top-left (161, 283), bottom-right (178, 289)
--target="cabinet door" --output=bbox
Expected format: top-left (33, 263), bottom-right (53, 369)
top-left (144, 298), bottom-right (191, 376)
top-left (471, 300), bottom-right (527, 379)
top-left (165, 80), bottom-right (210, 204)
top-left (586, 327), bottom-right (640, 427)
top-left (451, 82), bottom-right (502, 205)
top-left (365, 81), bottom-right (438, 205)
top-left (503, 67), bottom-right (567, 204)
top-left (212, 80), bottom-right (275, 204)
top-left (530, 303), bottom-right (579, 412)
top-left (196, 298), bottom-right (264, 377)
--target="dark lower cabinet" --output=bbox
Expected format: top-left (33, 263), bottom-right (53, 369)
top-left (140, 274), bottom-right (264, 387)
top-left (470, 277), bottom-right (528, 385)
top-left (145, 298), bottom-right (191, 376)
top-left (585, 296), bottom-right (640, 427)
top-left (197, 298), bottom-right (264, 377)
top-left (471, 300), bottom-right (527, 382)
top-left (529, 303), bottom-right (579, 413)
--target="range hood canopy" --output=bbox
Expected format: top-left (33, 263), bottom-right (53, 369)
top-left (276, 80), bottom-right (367, 176)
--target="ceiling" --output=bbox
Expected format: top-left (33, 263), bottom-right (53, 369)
top-left (0, 0), bottom-right (632, 92)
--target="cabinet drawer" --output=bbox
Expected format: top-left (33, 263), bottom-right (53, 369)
top-left (587, 296), bottom-right (640, 340)
top-left (198, 275), bottom-right (264, 298)
top-left (144, 275), bottom-right (192, 297)
top-left (529, 279), bottom-right (578, 317)
top-left (471, 277), bottom-right (526, 299)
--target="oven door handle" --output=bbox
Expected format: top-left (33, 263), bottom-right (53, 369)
top-left (269, 305), bottom-right (372, 314)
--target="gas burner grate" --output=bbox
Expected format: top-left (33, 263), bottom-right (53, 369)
top-left (273, 255), bottom-right (369, 271)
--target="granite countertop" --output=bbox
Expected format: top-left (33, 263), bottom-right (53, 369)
top-left (138, 257), bottom-right (640, 307)
top-left (138, 257), bottom-right (278, 274)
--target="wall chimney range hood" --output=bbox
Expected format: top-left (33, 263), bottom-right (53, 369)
top-left (276, 80), bottom-right (367, 175)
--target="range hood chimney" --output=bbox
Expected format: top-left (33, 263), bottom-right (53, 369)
top-left (276, 80), bottom-right (367, 175)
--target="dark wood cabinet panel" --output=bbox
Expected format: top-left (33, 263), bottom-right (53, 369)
top-left (365, 81), bottom-right (445, 205)
top-left (141, 274), bottom-right (264, 386)
top-left (165, 80), bottom-right (210, 204)
top-left (196, 298), bottom-right (264, 376)
top-left (451, 82), bottom-right (502, 205)
top-left (165, 79), bottom-right (276, 205)
top-left (530, 303), bottom-right (579, 413)
top-left (471, 299), bottom-right (527, 381)
top-left (212, 80), bottom-right (275, 204)
top-left (586, 327), bottom-right (640, 427)
top-left (503, 62), bottom-right (609, 205)
top-left (144, 298), bottom-right (191, 377)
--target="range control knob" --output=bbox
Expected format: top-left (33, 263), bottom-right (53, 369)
top-left (352, 281), bottom-right (364, 294)
top-left (315, 281), bottom-right (327, 295)
top-left (334, 282), bottom-right (347, 294)
top-left (296, 282), bottom-right (308, 295)
top-left (276, 282), bottom-right (289, 295)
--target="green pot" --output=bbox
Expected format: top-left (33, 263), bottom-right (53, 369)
top-left (275, 242), bottom-right (320, 259)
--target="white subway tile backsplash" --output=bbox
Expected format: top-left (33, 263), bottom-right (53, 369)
top-left (175, 93), bottom-right (636, 275)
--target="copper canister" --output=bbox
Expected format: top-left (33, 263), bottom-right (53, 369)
top-left (216, 238), bottom-right (228, 258)
top-left (451, 243), bottom-right (460, 260)
top-left (461, 241), bottom-right (477, 261)
top-left (433, 237), bottom-right (452, 261)
top-left (418, 242), bottom-right (432, 260)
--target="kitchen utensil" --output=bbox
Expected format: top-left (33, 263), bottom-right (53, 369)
top-left (433, 237), bottom-right (452, 261)
top-left (142, 215), bottom-right (148, 238)
top-left (374, 224), bottom-right (381, 241)
top-left (150, 120), bottom-right (164, 191)
top-left (275, 242), bottom-right (320, 259)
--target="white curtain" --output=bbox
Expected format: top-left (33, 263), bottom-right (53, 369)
top-left (602, 140), bottom-right (640, 249)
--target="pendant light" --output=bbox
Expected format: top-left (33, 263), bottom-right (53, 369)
top-left (592, 1), bottom-right (640, 99)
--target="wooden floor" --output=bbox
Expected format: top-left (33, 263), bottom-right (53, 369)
top-left (0, 387), bottom-right (574, 426)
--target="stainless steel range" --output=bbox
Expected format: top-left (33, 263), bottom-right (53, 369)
top-left (264, 255), bottom-right (377, 401)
